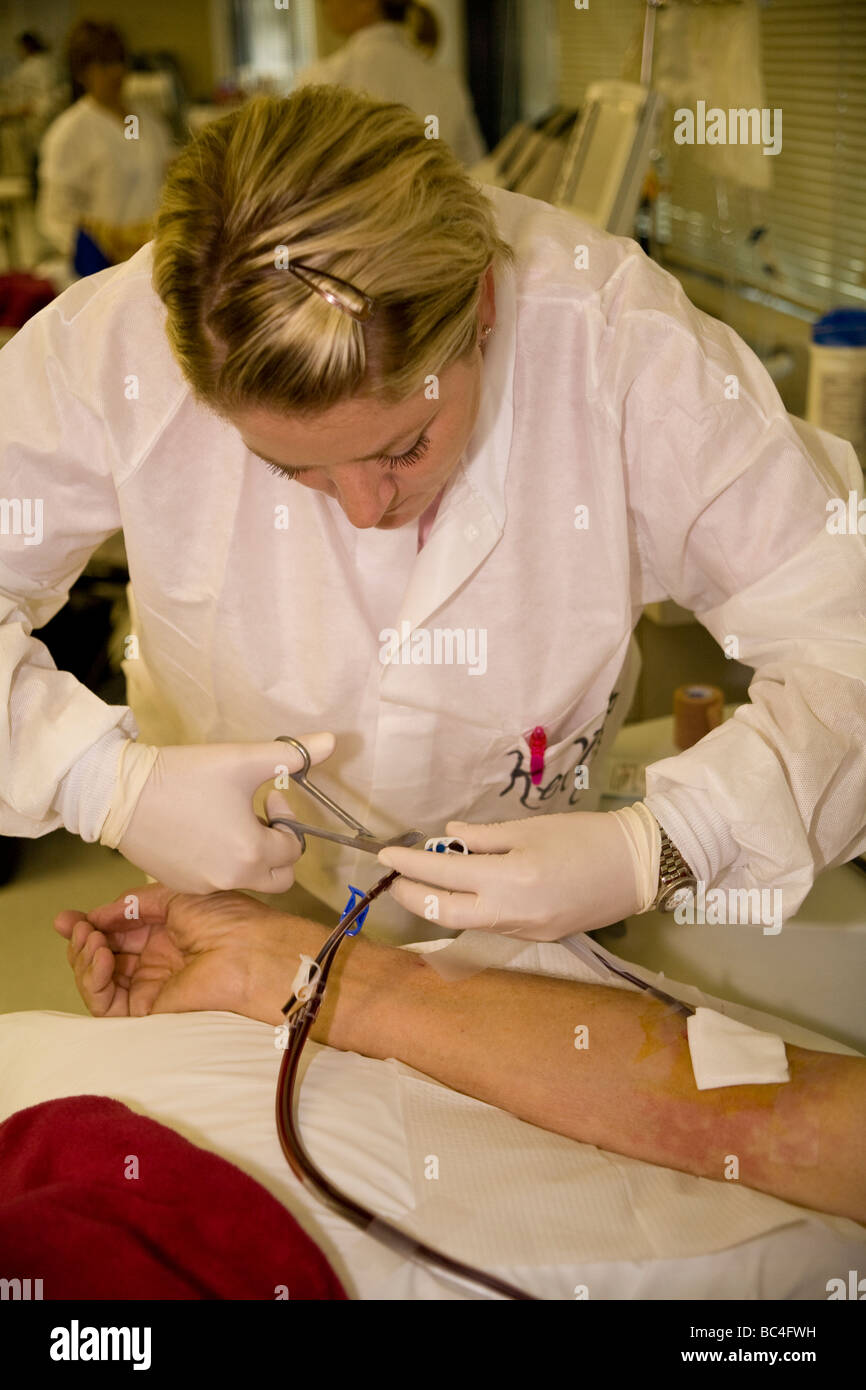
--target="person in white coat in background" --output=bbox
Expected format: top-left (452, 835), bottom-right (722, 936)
top-left (0, 32), bottom-right (65, 188)
top-left (37, 21), bottom-right (173, 276)
top-left (1, 87), bottom-right (864, 947)
top-left (297, 0), bottom-right (485, 166)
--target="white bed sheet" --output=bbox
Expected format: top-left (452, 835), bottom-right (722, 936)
top-left (0, 937), bottom-right (863, 1300)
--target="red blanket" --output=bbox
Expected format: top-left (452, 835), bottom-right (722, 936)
top-left (0, 1096), bottom-right (346, 1300)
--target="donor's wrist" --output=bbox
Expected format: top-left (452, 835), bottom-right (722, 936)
top-left (245, 910), bottom-right (330, 1028)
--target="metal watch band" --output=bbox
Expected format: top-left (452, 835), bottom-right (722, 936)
top-left (654, 825), bottom-right (698, 913)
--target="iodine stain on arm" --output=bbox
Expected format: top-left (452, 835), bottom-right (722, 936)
top-left (628, 1001), bottom-right (789, 1181)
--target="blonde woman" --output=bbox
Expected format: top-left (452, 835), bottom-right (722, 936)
top-left (1, 87), bottom-right (864, 949)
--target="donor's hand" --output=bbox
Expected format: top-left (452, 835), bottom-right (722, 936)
top-left (53, 883), bottom-right (325, 1024)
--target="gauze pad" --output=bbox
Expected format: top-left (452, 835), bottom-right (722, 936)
top-left (687, 1007), bottom-right (790, 1090)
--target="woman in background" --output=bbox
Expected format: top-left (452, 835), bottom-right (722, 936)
top-left (0, 32), bottom-right (65, 194)
top-left (298, 0), bottom-right (485, 165)
top-left (37, 21), bottom-right (173, 278)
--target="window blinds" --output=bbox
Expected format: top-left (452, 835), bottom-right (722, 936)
top-left (556, 0), bottom-right (866, 313)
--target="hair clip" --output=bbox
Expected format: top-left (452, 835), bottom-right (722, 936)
top-left (286, 260), bottom-right (376, 322)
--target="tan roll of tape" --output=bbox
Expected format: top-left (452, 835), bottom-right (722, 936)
top-left (673, 684), bottom-right (724, 750)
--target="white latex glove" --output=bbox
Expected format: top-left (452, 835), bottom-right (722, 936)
top-left (378, 805), bottom-right (661, 941)
top-left (99, 733), bottom-right (336, 893)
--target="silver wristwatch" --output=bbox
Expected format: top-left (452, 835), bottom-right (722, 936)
top-left (653, 825), bottom-right (697, 913)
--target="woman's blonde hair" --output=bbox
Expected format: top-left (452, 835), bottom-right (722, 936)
top-left (152, 87), bottom-right (511, 414)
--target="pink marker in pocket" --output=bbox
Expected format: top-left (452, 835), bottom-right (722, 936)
top-left (529, 725), bottom-right (547, 785)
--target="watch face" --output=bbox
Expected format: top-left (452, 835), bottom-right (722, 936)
top-left (659, 882), bottom-right (696, 913)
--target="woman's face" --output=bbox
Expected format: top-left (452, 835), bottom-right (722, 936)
top-left (232, 353), bottom-right (481, 530)
top-left (229, 276), bottom-right (496, 531)
top-left (82, 60), bottom-right (125, 106)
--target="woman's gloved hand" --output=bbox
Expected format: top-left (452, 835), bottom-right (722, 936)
top-left (99, 734), bottom-right (335, 894)
top-left (378, 804), bottom-right (661, 941)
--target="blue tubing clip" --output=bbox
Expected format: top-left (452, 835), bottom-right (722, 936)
top-left (341, 884), bottom-right (370, 936)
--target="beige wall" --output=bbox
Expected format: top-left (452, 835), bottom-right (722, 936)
top-left (314, 0), bottom-right (343, 59)
top-left (71, 0), bottom-right (215, 100)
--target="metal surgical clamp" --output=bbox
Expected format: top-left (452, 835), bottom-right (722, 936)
top-left (267, 736), bottom-right (426, 855)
